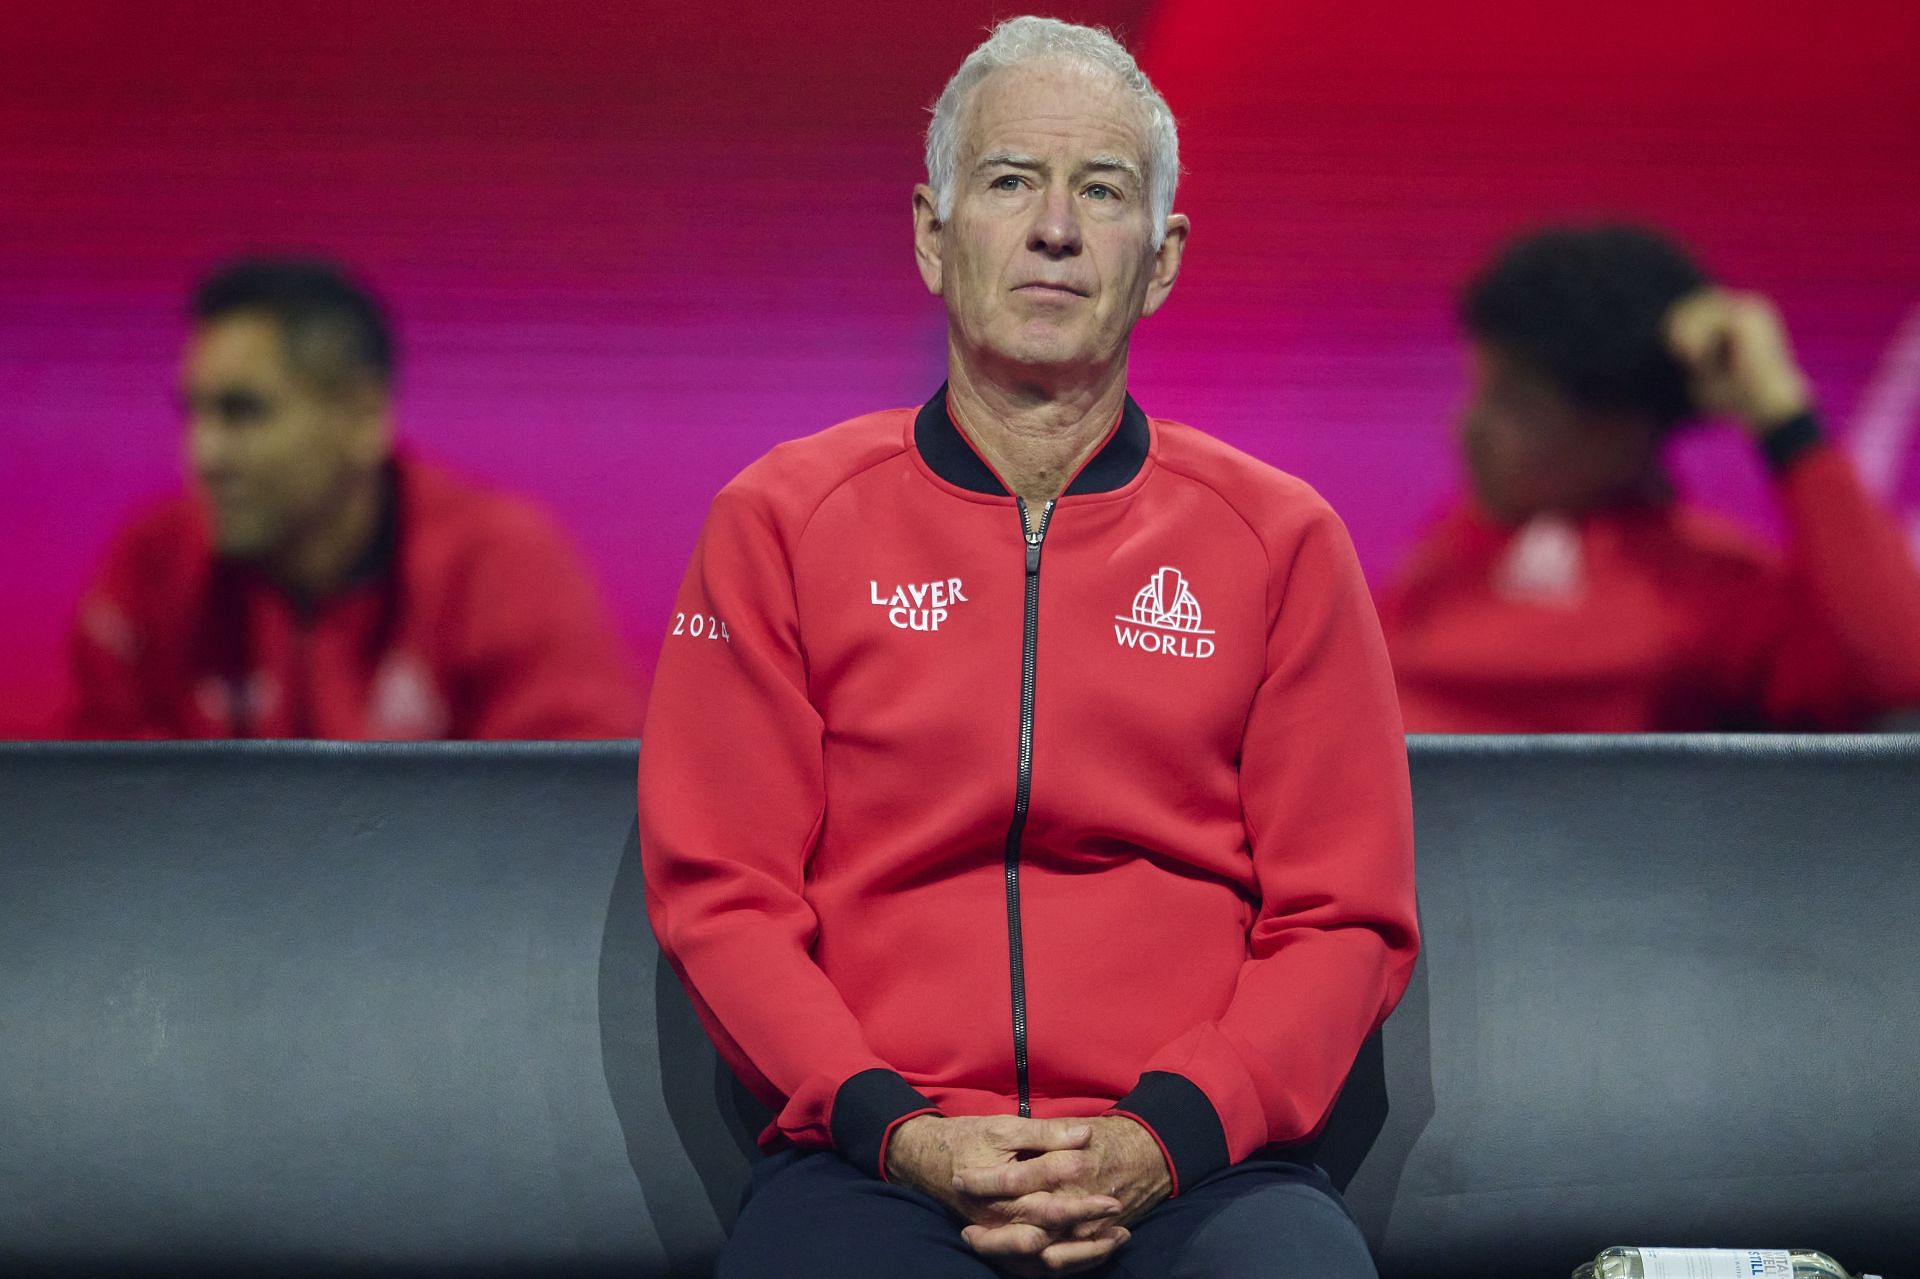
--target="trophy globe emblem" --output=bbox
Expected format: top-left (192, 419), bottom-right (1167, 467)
top-left (1132, 566), bottom-right (1204, 632)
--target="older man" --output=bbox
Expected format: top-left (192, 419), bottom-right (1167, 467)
top-left (640, 18), bottom-right (1417, 1277)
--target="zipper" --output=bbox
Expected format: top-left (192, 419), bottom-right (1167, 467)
top-left (1004, 496), bottom-right (1055, 1118)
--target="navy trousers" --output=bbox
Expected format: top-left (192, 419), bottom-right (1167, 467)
top-left (718, 1148), bottom-right (1378, 1278)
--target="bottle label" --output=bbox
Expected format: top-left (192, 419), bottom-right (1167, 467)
top-left (1640, 1250), bottom-right (1795, 1279)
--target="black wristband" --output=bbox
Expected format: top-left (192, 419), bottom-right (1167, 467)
top-left (831, 1068), bottom-right (939, 1178)
top-left (1759, 411), bottom-right (1823, 474)
top-left (1111, 1072), bottom-right (1229, 1195)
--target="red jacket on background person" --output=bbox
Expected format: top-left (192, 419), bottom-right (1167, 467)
top-left (1379, 432), bottom-right (1920, 732)
top-left (67, 453), bottom-right (641, 739)
top-left (638, 391), bottom-right (1420, 1191)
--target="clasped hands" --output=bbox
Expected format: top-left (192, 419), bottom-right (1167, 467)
top-left (885, 1112), bottom-right (1172, 1275)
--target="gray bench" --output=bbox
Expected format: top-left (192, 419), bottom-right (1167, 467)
top-left (2, 738), bottom-right (1914, 1276)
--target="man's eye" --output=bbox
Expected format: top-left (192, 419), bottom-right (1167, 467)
top-left (212, 391), bottom-right (273, 424)
top-left (1085, 184), bottom-right (1115, 200)
top-left (992, 175), bottom-right (1023, 191)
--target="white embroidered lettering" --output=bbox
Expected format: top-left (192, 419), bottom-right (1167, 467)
top-left (1113, 567), bottom-right (1215, 660)
top-left (871, 576), bottom-right (967, 632)
top-left (669, 610), bottom-right (731, 643)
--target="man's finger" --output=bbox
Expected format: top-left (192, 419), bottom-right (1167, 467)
top-left (954, 1148), bottom-right (1088, 1198)
top-left (1035, 1227), bottom-right (1130, 1273)
top-left (1665, 289), bottom-right (1728, 363)
top-left (1068, 1213), bottom-right (1125, 1240)
top-left (988, 1190), bottom-right (1119, 1231)
top-left (994, 1117), bottom-right (1093, 1154)
top-left (962, 1222), bottom-right (1053, 1259)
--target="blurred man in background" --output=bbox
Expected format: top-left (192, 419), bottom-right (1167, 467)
top-left (67, 257), bottom-right (640, 739)
top-left (1379, 225), bottom-right (1920, 732)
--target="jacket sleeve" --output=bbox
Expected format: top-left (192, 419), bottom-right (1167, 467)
top-left (457, 508), bottom-right (644, 740)
top-left (1742, 426), bottom-right (1920, 727)
top-left (1110, 498), bottom-right (1420, 1193)
top-left (638, 483), bottom-right (938, 1175)
top-left (65, 529), bottom-right (166, 739)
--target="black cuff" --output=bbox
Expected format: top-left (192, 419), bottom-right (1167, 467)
top-left (831, 1068), bottom-right (938, 1178)
top-left (1111, 1072), bottom-right (1229, 1194)
top-left (1760, 411), bottom-right (1823, 474)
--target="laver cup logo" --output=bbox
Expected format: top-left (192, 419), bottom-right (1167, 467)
top-left (871, 577), bottom-right (967, 631)
top-left (1115, 566), bottom-right (1215, 659)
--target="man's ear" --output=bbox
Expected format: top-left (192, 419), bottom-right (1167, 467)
top-left (1140, 212), bottom-right (1189, 320)
top-left (912, 184), bottom-right (945, 297)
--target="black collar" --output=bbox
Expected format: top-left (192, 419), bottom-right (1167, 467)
top-left (344, 460), bottom-right (401, 588)
top-left (914, 383), bottom-right (1151, 496)
top-left (266, 462), bottom-right (400, 620)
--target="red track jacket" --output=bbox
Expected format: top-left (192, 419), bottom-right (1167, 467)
top-left (1380, 423), bottom-right (1920, 731)
top-left (68, 454), bottom-right (641, 739)
top-left (639, 390), bottom-right (1420, 1192)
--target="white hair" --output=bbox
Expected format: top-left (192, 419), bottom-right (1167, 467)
top-left (925, 16), bottom-right (1180, 249)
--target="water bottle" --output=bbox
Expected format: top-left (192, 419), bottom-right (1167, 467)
top-left (1572, 1247), bottom-right (1879, 1279)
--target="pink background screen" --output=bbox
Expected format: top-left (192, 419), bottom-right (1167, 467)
top-left (4, 0), bottom-right (1917, 734)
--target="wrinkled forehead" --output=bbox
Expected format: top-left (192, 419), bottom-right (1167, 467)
top-left (956, 59), bottom-right (1150, 171)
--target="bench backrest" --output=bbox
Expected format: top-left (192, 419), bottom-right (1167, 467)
top-left (1, 738), bottom-right (1913, 1276)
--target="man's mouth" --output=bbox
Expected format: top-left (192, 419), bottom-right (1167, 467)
top-left (1015, 282), bottom-right (1087, 298)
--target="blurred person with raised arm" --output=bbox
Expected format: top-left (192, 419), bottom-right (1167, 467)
top-left (1380, 226), bottom-right (1920, 732)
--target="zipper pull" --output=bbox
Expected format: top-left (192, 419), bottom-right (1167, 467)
top-left (1020, 499), bottom-right (1054, 574)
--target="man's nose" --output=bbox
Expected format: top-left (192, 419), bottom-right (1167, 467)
top-left (1028, 184), bottom-right (1082, 257)
top-left (187, 415), bottom-right (234, 478)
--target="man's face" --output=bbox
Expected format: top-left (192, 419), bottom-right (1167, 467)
top-left (181, 312), bottom-right (385, 559)
top-left (1457, 341), bottom-right (1661, 522)
top-left (914, 60), bottom-right (1185, 381)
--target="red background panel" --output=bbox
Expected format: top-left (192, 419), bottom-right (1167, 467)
top-left (3, 0), bottom-right (1915, 734)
